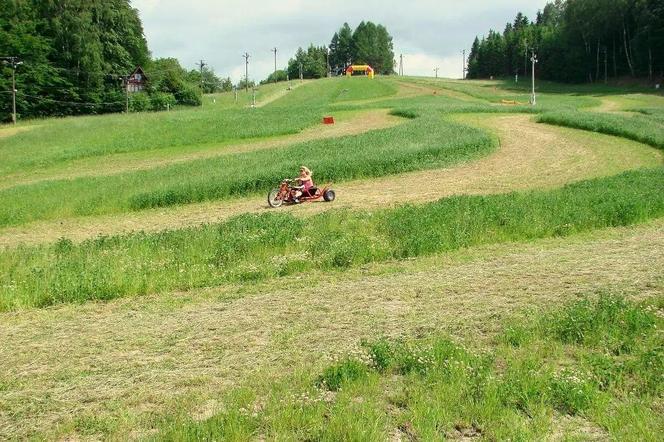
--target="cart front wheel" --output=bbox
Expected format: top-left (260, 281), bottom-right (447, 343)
top-left (268, 189), bottom-right (283, 207)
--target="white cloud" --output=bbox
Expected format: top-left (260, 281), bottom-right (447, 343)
top-left (131, 0), bottom-right (548, 82)
top-left (400, 52), bottom-right (466, 79)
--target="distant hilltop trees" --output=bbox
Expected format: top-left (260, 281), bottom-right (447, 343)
top-left (467, 0), bottom-right (664, 83)
top-left (0, 1), bottom-right (231, 121)
top-left (280, 21), bottom-right (395, 81)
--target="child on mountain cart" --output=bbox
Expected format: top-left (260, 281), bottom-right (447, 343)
top-left (292, 166), bottom-right (314, 203)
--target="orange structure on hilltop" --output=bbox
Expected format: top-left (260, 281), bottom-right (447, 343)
top-left (345, 65), bottom-right (375, 79)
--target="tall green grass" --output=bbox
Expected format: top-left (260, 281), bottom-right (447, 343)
top-left (204, 81), bottom-right (291, 107)
top-left (0, 106), bottom-right (322, 177)
top-left (2, 168), bottom-right (662, 311)
top-left (0, 115), bottom-right (495, 227)
top-left (632, 107), bottom-right (664, 124)
top-left (538, 111), bottom-right (664, 149)
top-left (0, 77), bottom-right (400, 178)
top-left (155, 296), bottom-right (664, 441)
top-left (332, 77), bottom-right (398, 102)
top-left (263, 76), bottom-right (397, 108)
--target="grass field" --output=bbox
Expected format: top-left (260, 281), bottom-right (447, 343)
top-left (160, 296), bottom-right (663, 441)
top-left (0, 75), bottom-right (662, 440)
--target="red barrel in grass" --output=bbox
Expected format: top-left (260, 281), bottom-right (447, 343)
top-left (322, 116), bottom-right (335, 124)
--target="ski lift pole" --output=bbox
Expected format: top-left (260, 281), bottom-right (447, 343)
top-left (530, 50), bottom-right (538, 106)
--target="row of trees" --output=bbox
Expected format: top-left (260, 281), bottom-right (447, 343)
top-left (127, 61), bottom-right (234, 112)
top-left (467, 0), bottom-right (664, 83)
top-left (0, 0), bottom-right (232, 121)
top-left (329, 22), bottom-right (395, 74)
top-left (274, 21), bottom-right (395, 82)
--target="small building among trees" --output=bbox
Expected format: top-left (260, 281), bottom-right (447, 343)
top-left (126, 66), bottom-right (148, 93)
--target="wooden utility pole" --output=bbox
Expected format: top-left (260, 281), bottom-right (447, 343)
top-left (196, 59), bottom-right (207, 89)
top-left (243, 52), bottom-right (250, 92)
top-left (462, 49), bottom-right (466, 79)
top-left (604, 47), bottom-right (608, 84)
top-left (124, 75), bottom-right (129, 113)
top-left (433, 67), bottom-right (439, 79)
top-left (399, 54), bottom-right (403, 76)
top-left (1, 57), bottom-right (22, 124)
top-left (530, 50), bottom-right (538, 106)
top-left (326, 47), bottom-right (331, 78)
top-left (271, 47), bottom-right (277, 82)
top-left (524, 40), bottom-right (528, 77)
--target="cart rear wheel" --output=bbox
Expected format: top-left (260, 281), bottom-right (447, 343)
top-left (268, 189), bottom-right (283, 207)
top-left (323, 189), bottom-right (336, 202)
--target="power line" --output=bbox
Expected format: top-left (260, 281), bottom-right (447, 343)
top-left (33, 62), bottom-right (198, 79)
top-left (16, 92), bottom-right (126, 107)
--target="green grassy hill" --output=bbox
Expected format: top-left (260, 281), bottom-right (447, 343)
top-left (0, 75), bottom-right (662, 440)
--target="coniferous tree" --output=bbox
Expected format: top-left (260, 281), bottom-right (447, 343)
top-left (466, 0), bottom-right (664, 83)
top-left (337, 23), bottom-right (354, 68)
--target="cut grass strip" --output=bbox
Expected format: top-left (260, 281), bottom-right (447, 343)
top-left (0, 77), bottom-right (399, 178)
top-left (1, 167), bottom-right (662, 311)
top-left (155, 295), bottom-right (664, 441)
top-left (538, 111), bottom-right (664, 150)
top-left (0, 106), bottom-right (323, 177)
top-left (0, 115), bottom-right (495, 227)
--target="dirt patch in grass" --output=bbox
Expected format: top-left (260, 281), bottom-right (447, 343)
top-left (1, 114), bottom-right (660, 248)
top-left (589, 96), bottom-right (636, 115)
top-left (254, 80), bottom-right (308, 107)
top-left (336, 114), bottom-right (661, 207)
top-left (0, 125), bottom-right (36, 139)
top-left (0, 109), bottom-right (404, 190)
top-left (0, 221), bottom-right (662, 439)
top-left (589, 94), bottom-right (664, 114)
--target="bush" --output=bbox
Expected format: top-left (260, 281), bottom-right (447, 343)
top-left (150, 92), bottom-right (176, 111)
top-left (262, 70), bottom-right (288, 84)
top-left (128, 92), bottom-right (151, 112)
top-left (99, 90), bottom-right (126, 114)
top-left (175, 84), bottom-right (203, 106)
top-left (389, 108), bottom-right (419, 119)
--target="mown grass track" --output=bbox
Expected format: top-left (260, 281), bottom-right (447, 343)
top-left (0, 112), bottom-right (659, 248)
top-left (1, 76), bottom-right (663, 440)
top-left (1, 220), bottom-right (662, 440)
top-left (1, 167), bottom-right (662, 310)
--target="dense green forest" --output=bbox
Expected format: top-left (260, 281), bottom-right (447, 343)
top-left (467, 0), bottom-right (664, 83)
top-left (0, 0), bottom-right (231, 121)
top-left (274, 21), bottom-right (395, 82)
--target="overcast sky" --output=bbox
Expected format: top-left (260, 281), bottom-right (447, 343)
top-left (131, 0), bottom-right (549, 82)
